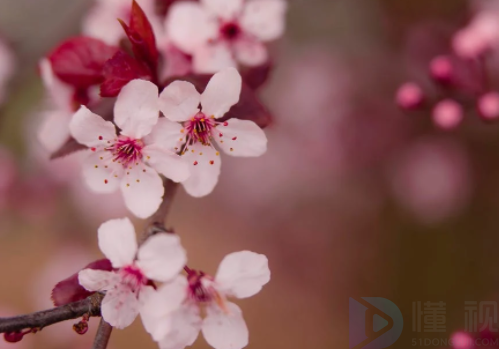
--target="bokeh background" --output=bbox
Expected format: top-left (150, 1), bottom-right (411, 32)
top-left (1, 0), bottom-right (498, 348)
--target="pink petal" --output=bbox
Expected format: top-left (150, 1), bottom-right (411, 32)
top-left (240, 0), bottom-right (287, 41)
top-left (193, 42), bottom-right (236, 74)
top-left (215, 251), bottom-right (270, 299)
top-left (158, 81), bottom-right (201, 122)
top-left (81, 150), bottom-right (122, 193)
top-left (233, 38), bottom-right (268, 67)
top-left (114, 79), bottom-right (159, 139)
top-left (78, 269), bottom-right (118, 292)
top-left (202, 302), bottom-right (248, 349)
top-left (69, 106), bottom-right (117, 147)
top-left (101, 286), bottom-right (140, 329)
top-left (201, 0), bottom-right (244, 20)
top-left (143, 145), bottom-right (191, 183)
top-left (120, 164), bottom-right (164, 218)
top-left (167, 2), bottom-right (218, 54)
top-left (214, 118), bottom-right (267, 157)
top-left (156, 304), bottom-right (202, 349)
top-left (98, 217), bottom-right (138, 268)
top-left (39, 59), bottom-right (72, 111)
top-left (180, 143), bottom-right (221, 197)
top-left (136, 234), bottom-right (186, 282)
top-left (38, 110), bottom-right (71, 153)
top-left (140, 276), bottom-right (189, 341)
top-left (82, 2), bottom-right (126, 45)
top-left (143, 117), bottom-right (185, 150)
top-left (201, 68), bottom-right (242, 118)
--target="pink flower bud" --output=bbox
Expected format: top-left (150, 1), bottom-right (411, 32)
top-left (73, 320), bottom-right (89, 335)
top-left (396, 82), bottom-right (424, 110)
top-left (4, 331), bottom-right (25, 343)
top-left (429, 56), bottom-right (453, 82)
top-left (478, 91), bottom-right (499, 121)
top-left (432, 99), bottom-right (464, 129)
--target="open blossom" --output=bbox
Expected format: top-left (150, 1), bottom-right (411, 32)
top-left (159, 68), bottom-right (267, 197)
top-left (142, 251), bottom-right (270, 349)
top-left (83, 0), bottom-right (162, 45)
top-left (167, 0), bottom-right (287, 73)
top-left (78, 218), bottom-right (187, 329)
top-left (69, 79), bottom-right (190, 218)
top-left (37, 59), bottom-right (79, 153)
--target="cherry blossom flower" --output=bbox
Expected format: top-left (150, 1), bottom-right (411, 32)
top-left (158, 68), bottom-right (267, 197)
top-left (37, 59), bottom-right (77, 153)
top-left (78, 218), bottom-right (187, 329)
top-left (69, 79), bottom-right (190, 218)
top-left (167, 0), bottom-right (287, 73)
top-left (141, 251), bottom-right (270, 349)
top-left (83, 0), bottom-right (162, 46)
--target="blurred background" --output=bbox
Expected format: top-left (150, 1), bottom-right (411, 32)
top-left (1, 0), bottom-right (499, 348)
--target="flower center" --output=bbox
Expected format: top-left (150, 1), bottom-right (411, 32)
top-left (187, 271), bottom-right (227, 312)
top-left (120, 265), bottom-right (147, 293)
top-left (220, 22), bottom-right (241, 41)
top-left (107, 136), bottom-right (144, 168)
top-left (183, 113), bottom-right (217, 147)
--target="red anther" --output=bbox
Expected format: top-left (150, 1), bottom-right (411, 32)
top-left (193, 161), bottom-right (198, 166)
top-left (91, 147), bottom-right (96, 152)
top-left (223, 122), bottom-right (228, 126)
top-left (98, 136), bottom-right (103, 140)
top-left (219, 133), bottom-right (223, 137)
top-left (232, 137), bottom-right (237, 140)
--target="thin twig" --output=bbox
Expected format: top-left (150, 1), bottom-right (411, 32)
top-left (0, 293), bottom-right (103, 333)
top-left (91, 319), bottom-right (113, 349)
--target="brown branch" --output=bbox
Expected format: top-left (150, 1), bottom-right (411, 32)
top-left (0, 293), bottom-right (103, 334)
top-left (0, 178), bottom-right (179, 344)
top-left (91, 319), bottom-right (113, 349)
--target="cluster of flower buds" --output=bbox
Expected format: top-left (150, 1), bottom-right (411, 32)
top-left (395, 1), bottom-right (499, 129)
top-left (10, 0), bottom-right (288, 348)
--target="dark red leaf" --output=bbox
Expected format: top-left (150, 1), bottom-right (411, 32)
top-left (48, 37), bottom-right (119, 89)
top-left (128, 0), bottom-right (159, 73)
top-left (162, 74), bottom-right (272, 128)
top-left (240, 61), bottom-right (273, 90)
top-left (51, 259), bottom-right (113, 306)
top-left (101, 50), bottom-right (153, 97)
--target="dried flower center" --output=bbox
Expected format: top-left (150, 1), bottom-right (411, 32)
top-left (120, 265), bottom-right (147, 293)
top-left (183, 113), bottom-right (217, 146)
top-left (187, 272), bottom-right (229, 313)
top-left (220, 22), bottom-right (241, 41)
top-left (107, 136), bottom-right (144, 168)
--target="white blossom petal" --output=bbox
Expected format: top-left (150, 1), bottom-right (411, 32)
top-left (39, 59), bottom-right (73, 111)
top-left (201, 0), bottom-right (244, 19)
top-left (158, 81), bottom-right (200, 122)
top-left (201, 68), bottom-right (241, 119)
top-left (101, 286), bottom-right (140, 329)
top-left (215, 251), bottom-right (270, 299)
top-left (240, 0), bottom-right (287, 41)
top-left (214, 119), bottom-right (267, 157)
top-left (114, 80), bottom-right (159, 139)
top-left (120, 164), bottom-right (164, 218)
top-left (233, 38), bottom-right (268, 66)
top-left (38, 110), bottom-right (71, 153)
top-left (78, 269), bottom-right (119, 292)
top-left (192, 42), bottom-right (236, 74)
top-left (98, 217), bottom-right (138, 268)
top-left (69, 106), bottom-right (117, 148)
top-left (202, 302), bottom-right (248, 349)
top-left (144, 117), bottom-right (186, 150)
top-left (143, 145), bottom-right (190, 183)
top-left (180, 143), bottom-right (221, 197)
top-left (81, 150), bottom-right (122, 193)
top-left (141, 276), bottom-right (189, 341)
top-left (157, 304), bottom-right (202, 349)
top-left (167, 2), bottom-right (218, 54)
top-left (136, 234), bottom-right (187, 282)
